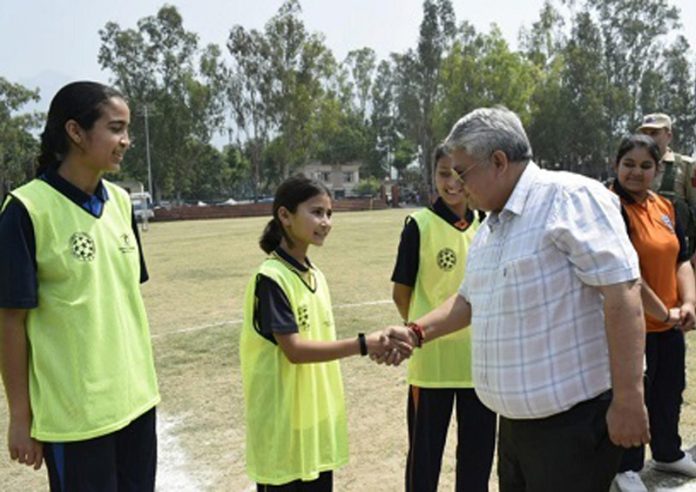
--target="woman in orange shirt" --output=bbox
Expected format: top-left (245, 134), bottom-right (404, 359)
top-left (612, 134), bottom-right (696, 492)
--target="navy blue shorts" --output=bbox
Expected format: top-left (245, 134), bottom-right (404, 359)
top-left (43, 407), bottom-right (157, 492)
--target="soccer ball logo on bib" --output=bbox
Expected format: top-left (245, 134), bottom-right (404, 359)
top-left (70, 232), bottom-right (96, 262)
top-left (297, 305), bottom-right (310, 331)
top-left (437, 248), bottom-right (457, 271)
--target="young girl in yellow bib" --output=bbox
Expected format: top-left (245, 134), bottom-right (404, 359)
top-left (240, 175), bottom-right (406, 491)
top-left (0, 81), bottom-right (159, 491)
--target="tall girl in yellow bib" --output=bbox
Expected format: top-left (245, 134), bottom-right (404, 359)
top-left (0, 81), bottom-right (159, 491)
top-left (240, 175), bottom-right (406, 491)
top-left (391, 145), bottom-right (495, 491)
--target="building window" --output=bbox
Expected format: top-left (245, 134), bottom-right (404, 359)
top-left (343, 172), bottom-right (354, 183)
top-left (321, 172), bottom-right (331, 182)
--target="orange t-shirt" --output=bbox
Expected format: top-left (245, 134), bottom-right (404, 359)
top-left (621, 192), bottom-right (680, 332)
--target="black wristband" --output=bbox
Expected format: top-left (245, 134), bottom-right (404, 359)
top-left (358, 333), bottom-right (368, 356)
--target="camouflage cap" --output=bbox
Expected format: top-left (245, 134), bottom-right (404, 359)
top-left (637, 113), bottom-right (672, 132)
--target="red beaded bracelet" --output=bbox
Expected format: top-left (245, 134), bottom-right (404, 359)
top-left (406, 322), bottom-right (425, 348)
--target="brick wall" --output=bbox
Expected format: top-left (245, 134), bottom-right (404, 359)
top-left (152, 198), bottom-right (388, 222)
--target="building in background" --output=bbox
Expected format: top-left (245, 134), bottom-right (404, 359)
top-left (299, 161), bottom-right (361, 198)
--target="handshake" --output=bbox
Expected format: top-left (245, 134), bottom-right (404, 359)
top-left (362, 323), bottom-right (425, 366)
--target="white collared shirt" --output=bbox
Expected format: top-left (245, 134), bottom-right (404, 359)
top-left (460, 162), bottom-right (640, 419)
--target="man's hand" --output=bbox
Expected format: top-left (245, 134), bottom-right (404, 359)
top-left (606, 394), bottom-right (650, 448)
top-left (369, 326), bottom-right (417, 366)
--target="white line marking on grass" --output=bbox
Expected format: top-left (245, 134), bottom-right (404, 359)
top-left (334, 299), bottom-right (393, 309)
top-left (156, 413), bottom-right (202, 491)
top-left (151, 320), bottom-right (238, 339)
top-left (151, 299), bottom-right (392, 339)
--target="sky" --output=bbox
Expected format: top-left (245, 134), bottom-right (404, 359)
top-left (2, 0), bottom-right (696, 113)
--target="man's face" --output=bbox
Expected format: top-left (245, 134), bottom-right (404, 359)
top-left (639, 127), bottom-right (672, 156)
top-left (449, 148), bottom-right (505, 212)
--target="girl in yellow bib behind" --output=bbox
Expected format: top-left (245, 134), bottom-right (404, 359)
top-left (240, 175), bottom-right (407, 491)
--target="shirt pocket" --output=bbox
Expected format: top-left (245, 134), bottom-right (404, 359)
top-left (500, 254), bottom-right (549, 312)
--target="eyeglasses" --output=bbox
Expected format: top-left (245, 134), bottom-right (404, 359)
top-left (451, 162), bottom-right (481, 184)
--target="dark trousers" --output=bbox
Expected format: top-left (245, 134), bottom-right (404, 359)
top-left (43, 407), bottom-right (157, 492)
top-left (405, 386), bottom-right (496, 492)
top-left (257, 471), bottom-right (333, 491)
top-left (620, 327), bottom-right (686, 472)
top-left (498, 391), bottom-right (622, 492)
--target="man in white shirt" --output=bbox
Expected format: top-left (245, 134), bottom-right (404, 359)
top-left (384, 107), bottom-right (649, 491)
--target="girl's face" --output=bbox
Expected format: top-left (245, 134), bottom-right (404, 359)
top-left (434, 155), bottom-right (466, 209)
top-left (71, 96), bottom-right (131, 173)
top-left (615, 146), bottom-right (658, 198)
top-left (281, 193), bottom-right (333, 249)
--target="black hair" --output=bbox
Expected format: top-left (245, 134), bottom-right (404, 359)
top-left (613, 134), bottom-right (662, 204)
top-left (432, 143), bottom-right (448, 169)
top-left (615, 133), bottom-right (662, 166)
top-left (259, 174), bottom-right (331, 254)
top-left (36, 81), bottom-right (124, 177)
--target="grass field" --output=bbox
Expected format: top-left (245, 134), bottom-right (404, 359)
top-left (3, 207), bottom-right (696, 491)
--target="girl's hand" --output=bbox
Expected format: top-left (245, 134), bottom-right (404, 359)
top-left (667, 307), bottom-right (682, 326)
top-left (8, 417), bottom-right (43, 470)
top-left (367, 327), bottom-right (414, 366)
top-left (679, 303), bottom-right (696, 332)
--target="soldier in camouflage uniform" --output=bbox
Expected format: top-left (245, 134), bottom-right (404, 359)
top-left (638, 113), bottom-right (696, 256)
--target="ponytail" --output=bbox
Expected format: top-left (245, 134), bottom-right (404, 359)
top-left (259, 218), bottom-right (284, 254)
top-left (35, 124), bottom-right (63, 177)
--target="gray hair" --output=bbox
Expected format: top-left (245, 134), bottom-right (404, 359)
top-left (444, 107), bottom-right (533, 164)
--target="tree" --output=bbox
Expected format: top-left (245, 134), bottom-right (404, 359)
top-left (99, 5), bottom-right (227, 201)
top-left (391, 138), bottom-right (417, 179)
top-left (391, 0), bottom-right (456, 192)
top-left (226, 0), bottom-right (334, 190)
top-left (227, 24), bottom-right (274, 200)
top-left (558, 12), bottom-right (611, 175)
top-left (435, 25), bottom-right (538, 140)
top-left (0, 78), bottom-right (40, 196)
top-left (223, 144), bottom-right (253, 198)
top-left (640, 35), bottom-right (696, 153)
top-left (584, 0), bottom-right (680, 139)
top-left (367, 59), bottom-right (399, 178)
top-left (523, 0), bottom-right (694, 177)
top-left (264, 0), bottom-right (333, 177)
top-left (312, 96), bottom-right (369, 166)
top-left (522, 1), bottom-right (568, 170)
top-left (180, 141), bottom-right (230, 201)
top-left (519, 0), bottom-right (566, 68)
top-left (343, 47), bottom-right (377, 118)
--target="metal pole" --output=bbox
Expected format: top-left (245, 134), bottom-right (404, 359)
top-left (144, 105), bottom-right (153, 200)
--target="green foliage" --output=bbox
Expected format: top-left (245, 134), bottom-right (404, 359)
top-left (640, 35), bottom-right (696, 152)
top-left (226, 0), bottom-right (336, 196)
top-left (353, 176), bottom-right (382, 197)
top-left (391, 138), bottom-right (417, 177)
top-left (98, 5), bottom-right (227, 201)
top-left (434, 26), bottom-right (539, 139)
top-left (0, 78), bottom-right (40, 195)
top-left (525, 0), bottom-right (695, 173)
top-left (313, 97), bottom-right (370, 165)
top-left (344, 47), bottom-right (377, 118)
top-left (92, 0), bottom-right (696, 198)
top-left (390, 0), bottom-right (456, 193)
